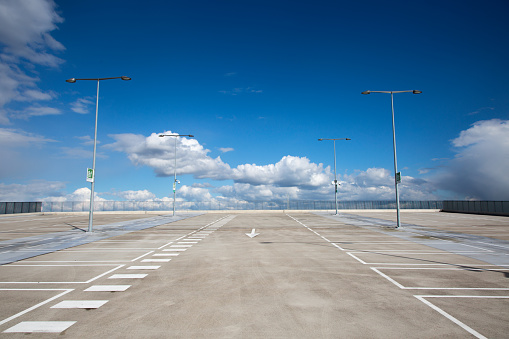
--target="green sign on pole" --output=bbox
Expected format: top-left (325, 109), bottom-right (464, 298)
top-left (86, 168), bottom-right (94, 183)
top-left (396, 172), bottom-right (401, 184)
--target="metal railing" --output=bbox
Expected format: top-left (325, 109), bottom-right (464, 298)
top-left (41, 200), bottom-right (443, 212)
top-left (442, 200), bottom-right (509, 216)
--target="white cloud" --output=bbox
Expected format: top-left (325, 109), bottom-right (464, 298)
top-left (105, 131), bottom-right (232, 179)
top-left (231, 156), bottom-right (331, 188)
top-left (0, 127), bottom-right (56, 146)
top-left (59, 147), bottom-right (94, 159)
top-left (178, 185), bottom-right (213, 202)
top-left (105, 131), bottom-right (439, 202)
top-left (215, 183), bottom-right (299, 201)
top-left (339, 168), bottom-right (435, 201)
top-left (111, 189), bottom-right (156, 201)
top-left (17, 89), bottom-right (54, 101)
top-left (219, 147), bottom-right (234, 153)
top-left (16, 105), bottom-right (61, 119)
top-left (75, 135), bottom-right (95, 146)
top-left (0, 0), bottom-right (64, 65)
top-left (0, 0), bottom-right (64, 123)
top-left (432, 119), bottom-right (509, 200)
top-left (0, 180), bottom-right (66, 201)
top-left (71, 97), bottom-right (94, 114)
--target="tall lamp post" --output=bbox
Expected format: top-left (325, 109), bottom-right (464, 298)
top-left (361, 90), bottom-right (421, 228)
top-left (158, 134), bottom-right (194, 216)
top-left (66, 76), bottom-right (131, 232)
top-left (318, 138), bottom-right (351, 215)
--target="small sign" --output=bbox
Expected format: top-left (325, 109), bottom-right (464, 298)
top-left (172, 181), bottom-right (176, 192)
top-left (86, 168), bottom-right (94, 183)
top-left (396, 172), bottom-right (401, 184)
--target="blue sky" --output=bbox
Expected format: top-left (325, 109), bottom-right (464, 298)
top-left (1, 0), bottom-right (508, 204)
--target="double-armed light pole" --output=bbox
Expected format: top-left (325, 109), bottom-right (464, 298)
top-left (158, 134), bottom-right (194, 216)
top-left (361, 90), bottom-right (422, 228)
top-left (66, 76), bottom-right (131, 232)
top-left (318, 138), bottom-right (351, 215)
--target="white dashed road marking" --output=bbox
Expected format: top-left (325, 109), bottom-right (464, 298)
top-left (51, 300), bottom-right (108, 309)
top-left (4, 321), bottom-right (76, 333)
top-left (108, 274), bottom-right (148, 279)
top-left (84, 285), bottom-right (130, 292)
top-left (127, 266), bottom-right (160, 270)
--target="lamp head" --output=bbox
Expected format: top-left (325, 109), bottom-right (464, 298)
top-left (66, 78), bottom-right (76, 83)
top-left (361, 90), bottom-right (370, 95)
top-left (318, 138), bottom-right (323, 141)
top-left (413, 90), bottom-right (422, 94)
top-left (188, 135), bottom-right (194, 138)
top-left (121, 76), bottom-right (131, 81)
top-left (346, 138), bottom-right (351, 140)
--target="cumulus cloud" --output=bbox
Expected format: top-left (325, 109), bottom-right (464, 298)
top-left (105, 131), bottom-right (232, 179)
top-left (215, 183), bottom-right (300, 202)
top-left (231, 156), bottom-right (331, 188)
top-left (41, 187), bottom-right (112, 203)
top-left (339, 168), bottom-right (436, 201)
top-left (104, 130), bottom-right (440, 202)
top-left (432, 119), bottom-right (509, 200)
top-left (0, 0), bottom-right (64, 123)
top-left (178, 185), bottom-right (214, 202)
top-left (106, 131), bottom-right (335, 189)
top-left (110, 189), bottom-right (156, 201)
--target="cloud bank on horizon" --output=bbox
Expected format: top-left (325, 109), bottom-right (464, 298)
top-left (2, 119), bottom-right (508, 203)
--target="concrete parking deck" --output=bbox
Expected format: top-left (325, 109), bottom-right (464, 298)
top-left (0, 211), bottom-right (508, 338)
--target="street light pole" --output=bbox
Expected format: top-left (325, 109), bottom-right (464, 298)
top-left (66, 76), bottom-right (131, 232)
top-left (361, 90), bottom-right (422, 228)
top-left (158, 134), bottom-right (194, 216)
top-left (318, 138), bottom-right (351, 215)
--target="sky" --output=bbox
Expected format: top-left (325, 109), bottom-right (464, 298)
top-left (1, 0), bottom-right (509, 205)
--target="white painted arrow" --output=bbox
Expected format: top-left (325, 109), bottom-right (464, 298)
top-left (245, 228), bottom-right (259, 238)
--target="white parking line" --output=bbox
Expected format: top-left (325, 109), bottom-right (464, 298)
top-left (3, 321), bottom-right (76, 333)
top-left (84, 285), bottom-right (130, 292)
top-left (346, 251), bottom-right (492, 265)
top-left (127, 266), bottom-right (160, 270)
top-left (414, 296), bottom-right (491, 339)
top-left (131, 251), bottom-right (154, 261)
top-left (108, 274), bottom-right (148, 279)
top-left (0, 264), bottom-right (125, 284)
top-left (51, 300), bottom-right (108, 309)
top-left (0, 289), bottom-right (73, 326)
top-left (371, 267), bottom-right (509, 290)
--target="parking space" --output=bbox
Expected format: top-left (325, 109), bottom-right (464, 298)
top-left (0, 214), bottom-right (163, 241)
top-left (0, 211), bottom-right (507, 337)
top-left (349, 210), bottom-right (509, 241)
